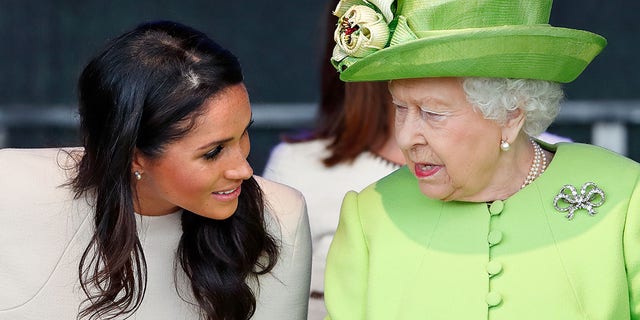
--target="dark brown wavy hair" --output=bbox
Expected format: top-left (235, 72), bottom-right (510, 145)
top-left (285, 0), bottom-right (395, 167)
top-left (72, 20), bottom-right (278, 320)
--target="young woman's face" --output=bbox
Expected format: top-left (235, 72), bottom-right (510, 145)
top-left (390, 77), bottom-right (504, 202)
top-left (134, 83), bottom-right (253, 219)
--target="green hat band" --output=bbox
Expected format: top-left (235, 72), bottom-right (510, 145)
top-left (399, 0), bottom-right (552, 30)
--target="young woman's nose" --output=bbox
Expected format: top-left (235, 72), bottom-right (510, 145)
top-left (225, 149), bottom-right (253, 180)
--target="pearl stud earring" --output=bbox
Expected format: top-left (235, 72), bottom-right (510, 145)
top-left (500, 140), bottom-right (510, 151)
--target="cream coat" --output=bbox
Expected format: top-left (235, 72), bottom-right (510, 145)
top-left (0, 148), bottom-right (311, 320)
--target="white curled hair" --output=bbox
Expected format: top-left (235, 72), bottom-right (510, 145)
top-left (462, 77), bottom-right (564, 137)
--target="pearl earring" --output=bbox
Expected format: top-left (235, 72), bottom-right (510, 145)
top-left (134, 171), bottom-right (142, 181)
top-left (500, 140), bottom-right (510, 151)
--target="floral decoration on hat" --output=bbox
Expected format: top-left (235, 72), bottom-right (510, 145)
top-left (331, 0), bottom-right (395, 70)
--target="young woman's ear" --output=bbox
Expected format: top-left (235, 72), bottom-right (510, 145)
top-left (131, 149), bottom-right (146, 179)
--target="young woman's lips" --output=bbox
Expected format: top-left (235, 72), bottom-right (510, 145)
top-left (414, 163), bottom-right (442, 178)
top-left (211, 185), bottom-right (242, 201)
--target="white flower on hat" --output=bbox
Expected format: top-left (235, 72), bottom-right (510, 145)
top-left (332, 0), bottom-right (394, 63)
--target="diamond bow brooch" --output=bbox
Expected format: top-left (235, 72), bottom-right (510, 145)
top-left (553, 182), bottom-right (605, 220)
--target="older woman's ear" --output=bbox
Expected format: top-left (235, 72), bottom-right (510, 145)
top-left (501, 108), bottom-right (527, 144)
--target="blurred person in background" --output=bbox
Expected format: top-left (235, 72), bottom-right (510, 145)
top-left (263, 1), bottom-right (403, 319)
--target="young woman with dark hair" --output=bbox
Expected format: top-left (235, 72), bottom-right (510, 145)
top-left (0, 21), bottom-right (311, 320)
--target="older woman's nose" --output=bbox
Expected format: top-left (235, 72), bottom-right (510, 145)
top-left (395, 113), bottom-right (426, 148)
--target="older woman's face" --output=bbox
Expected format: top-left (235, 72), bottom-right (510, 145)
top-left (390, 77), bottom-right (504, 202)
top-left (134, 83), bottom-right (253, 218)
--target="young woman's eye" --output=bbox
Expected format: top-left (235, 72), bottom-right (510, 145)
top-left (203, 145), bottom-right (224, 160)
top-left (243, 119), bottom-right (255, 137)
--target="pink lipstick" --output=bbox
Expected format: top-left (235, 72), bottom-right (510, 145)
top-left (414, 163), bottom-right (441, 178)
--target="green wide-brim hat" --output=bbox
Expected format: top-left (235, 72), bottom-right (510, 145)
top-left (331, 0), bottom-right (607, 83)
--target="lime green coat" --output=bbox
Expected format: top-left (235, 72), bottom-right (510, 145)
top-left (325, 143), bottom-right (640, 319)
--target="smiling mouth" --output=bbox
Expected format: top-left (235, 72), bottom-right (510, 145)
top-left (213, 187), bottom-right (238, 195)
top-left (211, 185), bottom-right (242, 201)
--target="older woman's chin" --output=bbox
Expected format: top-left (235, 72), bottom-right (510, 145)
top-left (416, 182), bottom-right (453, 201)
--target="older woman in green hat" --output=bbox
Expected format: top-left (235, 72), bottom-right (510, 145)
top-left (324, 0), bottom-right (640, 319)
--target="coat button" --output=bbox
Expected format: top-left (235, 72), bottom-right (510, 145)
top-left (486, 260), bottom-right (503, 276)
top-left (486, 291), bottom-right (502, 307)
top-left (489, 200), bottom-right (504, 215)
top-left (488, 230), bottom-right (503, 246)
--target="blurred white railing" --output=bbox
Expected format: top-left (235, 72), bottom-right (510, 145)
top-left (555, 100), bottom-right (640, 155)
top-left (1, 100), bottom-right (639, 156)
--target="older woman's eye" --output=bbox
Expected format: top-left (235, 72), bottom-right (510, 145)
top-left (419, 108), bottom-right (446, 120)
top-left (394, 105), bottom-right (408, 113)
top-left (203, 145), bottom-right (224, 160)
top-left (422, 110), bottom-right (439, 118)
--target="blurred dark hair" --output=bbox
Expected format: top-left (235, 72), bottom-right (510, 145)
top-left (72, 20), bottom-right (278, 320)
top-left (285, 0), bottom-right (394, 167)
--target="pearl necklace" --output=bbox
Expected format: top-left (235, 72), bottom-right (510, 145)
top-left (521, 139), bottom-right (547, 189)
